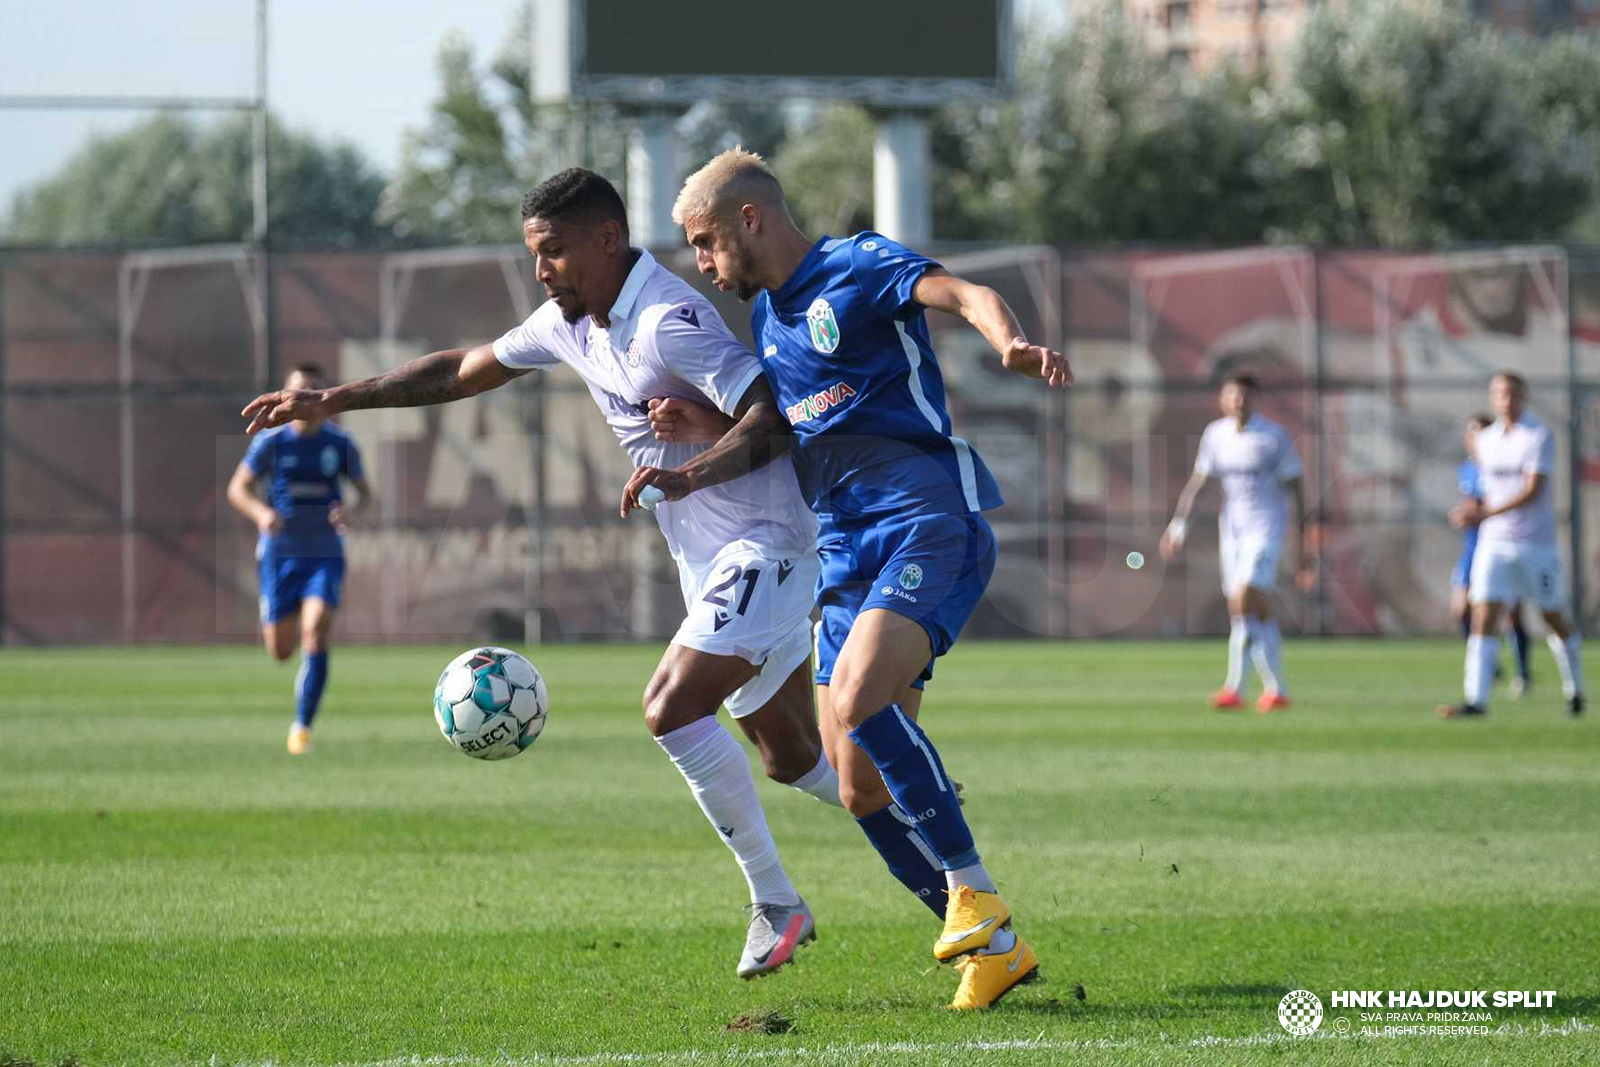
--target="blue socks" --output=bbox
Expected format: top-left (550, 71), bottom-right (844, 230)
top-left (855, 805), bottom-right (948, 918)
top-left (849, 704), bottom-right (979, 870)
top-left (295, 650), bottom-right (329, 727)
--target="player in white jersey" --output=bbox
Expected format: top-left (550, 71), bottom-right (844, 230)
top-left (1159, 373), bottom-right (1309, 712)
top-left (1440, 372), bottom-right (1584, 718)
top-left (241, 169), bottom-right (843, 978)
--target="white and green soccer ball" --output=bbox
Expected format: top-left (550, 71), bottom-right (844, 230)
top-left (433, 647), bottom-right (548, 760)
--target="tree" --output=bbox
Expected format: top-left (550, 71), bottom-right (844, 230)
top-left (1267, 0), bottom-right (1593, 244)
top-left (381, 5), bottom-right (633, 246)
top-left (770, 103), bottom-right (876, 236)
top-left (4, 113), bottom-right (388, 246)
top-left (932, 6), bottom-right (1275, 244)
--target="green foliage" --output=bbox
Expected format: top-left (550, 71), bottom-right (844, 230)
top-left (930, 1), bottom-right (1599, 246)
top-left (4, 114), bottom-right (387, 247)
top-left (1269, 0), bottom-right (1593, 244)
top-left (380, 7), bottom-right (629, 246)
top-left (770, 103), bottom-right (876, 236)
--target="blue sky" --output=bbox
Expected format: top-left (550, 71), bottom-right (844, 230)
top-left (0, 0), bottom-right (1067, 212)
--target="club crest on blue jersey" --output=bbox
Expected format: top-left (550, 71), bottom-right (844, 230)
top-left (807, 298), bottom-right (841, 354)
top-left (899, 564), bottom-right (923, 590)
top-left (319, 445), bottom-right (340, 477)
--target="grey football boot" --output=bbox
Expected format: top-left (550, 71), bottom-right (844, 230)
top-left (737, 899), bottom-right (816, 979)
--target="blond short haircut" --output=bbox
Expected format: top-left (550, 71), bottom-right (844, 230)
top-left (672, 147), bottom-right (789, 228)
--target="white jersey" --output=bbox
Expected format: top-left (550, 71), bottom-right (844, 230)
top-left (1474, 416), bottom-right (1556, 548)
top-left (1194, 413), bottom-right (1302, 542)
top-left (493, 249), bottom-right (818, 567)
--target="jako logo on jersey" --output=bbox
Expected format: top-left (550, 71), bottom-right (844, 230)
top-left (807, 298), bottom-right (841, 354)
top-left (784, 381), bottom-right (857, 424)
top-left (899, 564), bottom-right (923, 590)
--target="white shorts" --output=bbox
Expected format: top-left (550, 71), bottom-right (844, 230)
top-left (1219, 532), bottom-right (1281, 596)
top-left (672, 540), bottom-right (820, 718)
top-left (1468, 541), bottom-right (1565, 612)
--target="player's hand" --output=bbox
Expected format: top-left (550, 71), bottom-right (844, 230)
top-left (255, 509), bottom-right (283, 537)
top-left (1002, 337), bottom-right (1073, 388)
top-left (621, 465), bottom-right (693, 517)
top-left (241, 389), bottom-right (333, 434)
top-left (647, 397), bottom-right (733, 443)
top-left (1157, 530), bottom-right (1183, 562)
top-left (1296, 551), bottom-right (1317, 592)
top-left (1450, 500), bottom-right (1484, 528)
top-left (328, 503), bottom-right (348, 536)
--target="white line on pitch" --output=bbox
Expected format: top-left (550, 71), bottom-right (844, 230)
top-left (219, 1018), bottom-right (1600, 1067)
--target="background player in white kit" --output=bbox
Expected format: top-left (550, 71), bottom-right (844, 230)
top-left (1159, 373), bottom-right (1310, 711)
top-left (1441, 372), bottom-right (1585, 719)
top-left (242, 169), bottom-right (841, 978)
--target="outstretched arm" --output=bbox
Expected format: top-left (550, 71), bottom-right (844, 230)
top-left (1159, 471), bottom-right (1210, 561)
top-left (242, 344), bottom-right (527, 433)
top-left (621, 376), bottom-right (792, 516)
top-left (912, 269), bottom-right (1073, 388)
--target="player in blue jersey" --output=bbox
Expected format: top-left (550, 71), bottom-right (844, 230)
top-left (227, 363), bottom-right (372, 754)
top-left (1452, 413), bottom-right (1531, 696)
top-left (627, 148), bottom-right (1070, 1009)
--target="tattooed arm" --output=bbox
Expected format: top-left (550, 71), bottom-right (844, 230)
top-left (242, 344), bottom-right (527, 433)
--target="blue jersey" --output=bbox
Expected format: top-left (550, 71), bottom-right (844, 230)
top-left (752, 232), bottom-right (1003, 533)
top-left (1457, 458), bottom-right (1482, 560)
top-left (243, 423), bottom-right (363, 556)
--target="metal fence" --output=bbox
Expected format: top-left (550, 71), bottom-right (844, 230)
top-left (3, 242), bottom-right (1598, 645)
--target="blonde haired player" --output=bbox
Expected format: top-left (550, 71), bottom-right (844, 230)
top-left (636, 147), bottom-right (1071, 1009)
top-left (1160, 373), bottom-right (1310, 711)
top-left (1440, 372), bottom-right (1584, 719)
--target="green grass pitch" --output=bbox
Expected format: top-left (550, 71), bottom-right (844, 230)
top-left (2, 639), bottom-right (1597, 1066)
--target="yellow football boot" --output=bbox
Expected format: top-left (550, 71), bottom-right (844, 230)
top-left (948, 934), bottom-right (1039, 1010)
top-left (287, 724), bottom-right (312, 755)
top-left (934, 884), bottom-right (1011, 961)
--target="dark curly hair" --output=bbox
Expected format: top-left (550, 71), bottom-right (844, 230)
top-left (520, 168), bottom-right (627, 234)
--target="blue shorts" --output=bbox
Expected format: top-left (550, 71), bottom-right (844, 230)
top-left (1451, 547), bottom-right (1475, 590)
top-left (258, 550), bottom-right (345, 623)
top-left (813, 513), bottom-right (997, 689)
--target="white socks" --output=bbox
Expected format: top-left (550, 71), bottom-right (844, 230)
top-left (1465, 634), bottom-right (1499, 708)
top-left (1546, 632), bottom-right (1585, 700)
top-left (656, 717), bottom-right (800, 907)
top-left (788, 753), bottom-right (845, 807)
top-left (947, 861), bottom-right (997, 894)
top-left (1248, 618), bottom-right (1288, 695)
top-left (1225, 615), bottom-right (1253, 692)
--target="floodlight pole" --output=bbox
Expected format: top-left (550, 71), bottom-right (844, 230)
top-left (872, 111), bottom-right (932, 246)
top-left (626, 109), bottom-right (682, 250)
top-left (253, 0), bottom-right (270, 247)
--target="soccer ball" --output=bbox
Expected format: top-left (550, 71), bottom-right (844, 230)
top-left (433, 647), bottom-right (548, 760)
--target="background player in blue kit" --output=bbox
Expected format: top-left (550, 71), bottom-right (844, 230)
top-left (227, 363), bottom-right (372, 754)
top-left (631, 149), bottom-right (1071, 1009)
top-left (1453, 412), bottom-right (1532, 696)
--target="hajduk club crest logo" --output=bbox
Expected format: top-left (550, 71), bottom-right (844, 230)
top-left (807, 298), bottom-right (840, 354)
top-left (1278, 990), bottom-right (1323, 1036)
